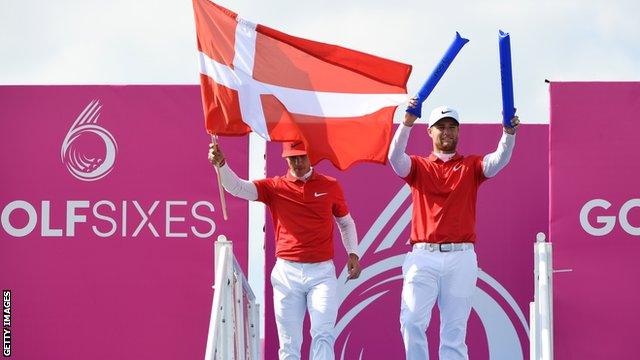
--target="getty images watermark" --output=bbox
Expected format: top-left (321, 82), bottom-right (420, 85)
top-left (2, 290), bottom-right (10, 357)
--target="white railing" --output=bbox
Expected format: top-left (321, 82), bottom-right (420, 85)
top-left (205, 235), bottom-right (260, 360)
top-left (530, 232), bottom-right (553, 360)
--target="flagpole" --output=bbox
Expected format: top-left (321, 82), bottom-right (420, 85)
top-left (210, 134), bottom-right (229, 221)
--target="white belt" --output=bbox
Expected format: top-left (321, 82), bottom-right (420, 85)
top-left (276, 258), bottom-right (333, 265)
top-left (413, 242), bottom-right (474, 252)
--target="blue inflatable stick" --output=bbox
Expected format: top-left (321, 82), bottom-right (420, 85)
top-left (499, 30), bottom-right (515, 128)
top-left (406, 32), bottom-right (469, 118)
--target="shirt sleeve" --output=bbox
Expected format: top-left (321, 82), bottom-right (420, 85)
top-left (482, 132), bottom-right (516, 178)
top-left (474, 155), bottom-right (488, 184)
top-left (335, 214), bottom-right (359, 257)
top-left (332, 182), bottom-right (349, 218)
top-left (219, 163), bottom-right (259, 201)
top-left (388, 124), bottom-right (413, 178)
top-left (253, 178), bottom-right (274, 205)
top-left (402, 155), bottom-right (419, 185)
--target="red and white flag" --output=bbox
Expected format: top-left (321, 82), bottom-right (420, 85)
top-left (193, 0), bottom-right (411, 170)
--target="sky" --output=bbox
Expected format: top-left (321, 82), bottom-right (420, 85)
top-left (2, 0), bottom-right (639, 124)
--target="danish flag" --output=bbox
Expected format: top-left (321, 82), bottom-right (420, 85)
top-left (193, 0), bottom-right (411, 170)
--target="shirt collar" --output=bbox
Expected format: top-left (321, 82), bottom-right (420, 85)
top-left (428, 152), bottom-right (462, 163)
top-left (285, 167), bottom-right (314, 182)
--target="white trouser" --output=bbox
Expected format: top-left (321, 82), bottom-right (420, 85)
top-left (271, 258), bottom-right (338, 360)
top-left (400, 245), bottom-right (478, 360)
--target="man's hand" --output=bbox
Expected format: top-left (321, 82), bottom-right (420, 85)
top-left (208, 143), bottom-right (226, 167)
top-left (347, 253), bottom-right (361, 280)
top-left (503, 115), bottom-right (520, 135)
top-left (404, 97), bottom-right (419, 127)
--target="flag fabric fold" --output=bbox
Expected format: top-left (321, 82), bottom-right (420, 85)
top-left (193, 0), bottom-right (412, 170)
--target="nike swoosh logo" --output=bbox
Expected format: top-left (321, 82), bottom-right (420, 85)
top-left (442, 110), bottom-right (452, 114)
top-left (453, 164), bottom-right (462, 171)
top-left (314, 192), bottom-right (328, 197)
top-left (292, 141), bottom-right (303, 147)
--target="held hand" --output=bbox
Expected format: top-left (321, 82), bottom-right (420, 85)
top-left (504, 115), bottom-right (520, 135)
top-left (347, 253), bottom-right (361, 280)
top-left (404, 97), bottom-right (419, 127)
top-left (208, 143), bottom-right (226, 167)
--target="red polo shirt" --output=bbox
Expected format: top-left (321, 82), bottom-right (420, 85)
top-left (404, 153), bottom-right (487, 244)
top-left (253, 170), bottom-right (349, 262)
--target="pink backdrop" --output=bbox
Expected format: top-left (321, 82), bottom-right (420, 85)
top-left (0, 86), bottom-right (248, 360)
top-left (264, 123), bottom-right (548, 359)
top-left (550, 82), bottom-right (640, 359)
top-left (0, 85), bottom-right (555, 359)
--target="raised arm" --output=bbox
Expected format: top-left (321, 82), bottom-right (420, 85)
top-left (388, 98), bottom-right (419, 178)
top-left (482, 116), bottom-right (520, 178)
top-left (208, 143), bottom-right (259, 201)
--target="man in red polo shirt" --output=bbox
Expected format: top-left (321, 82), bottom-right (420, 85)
top-left (208, 141), bottom-right (361, 360)
top-left (388, 99), bottom-right (519, 360)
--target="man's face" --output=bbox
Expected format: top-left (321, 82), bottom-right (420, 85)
top-left (428, 118), bottom-right (459, 153)
top-left (286, 155), bottom-right (311, 177)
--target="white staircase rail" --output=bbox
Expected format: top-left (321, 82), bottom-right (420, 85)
top-left (530, 232), bottom-right (553, 360)
top-left (205, 235), bottom-right (260, 360)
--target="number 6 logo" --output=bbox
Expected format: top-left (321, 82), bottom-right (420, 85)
top-left (61, 99), bottom-right (118, 181)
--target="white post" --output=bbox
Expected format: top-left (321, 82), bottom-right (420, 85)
top-left (532, 232), bottom-right (540, 360)
top-left (206, 237), bottom-right (232, 360)
top-left (529, 302), bottom-right (536, 360)
top-left (250, 303), bottom-right (260, 360)
top-left (234, 270), bottom-right (246, 360)
top-left (220, 236), bottom-right (235, 360)
top-left (221, 273), bottom-right (234, 360)
top-left (248, 132), bottom-right (266, 343)
top-left (531, 232), bottom-right (553, 360)
top-left (206, 235), bottom-right (261, 360)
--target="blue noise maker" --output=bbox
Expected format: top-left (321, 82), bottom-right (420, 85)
top-left (406, 32), bottom-right (469, 118)
top-left (499, 30), bottom-right (515, 128)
